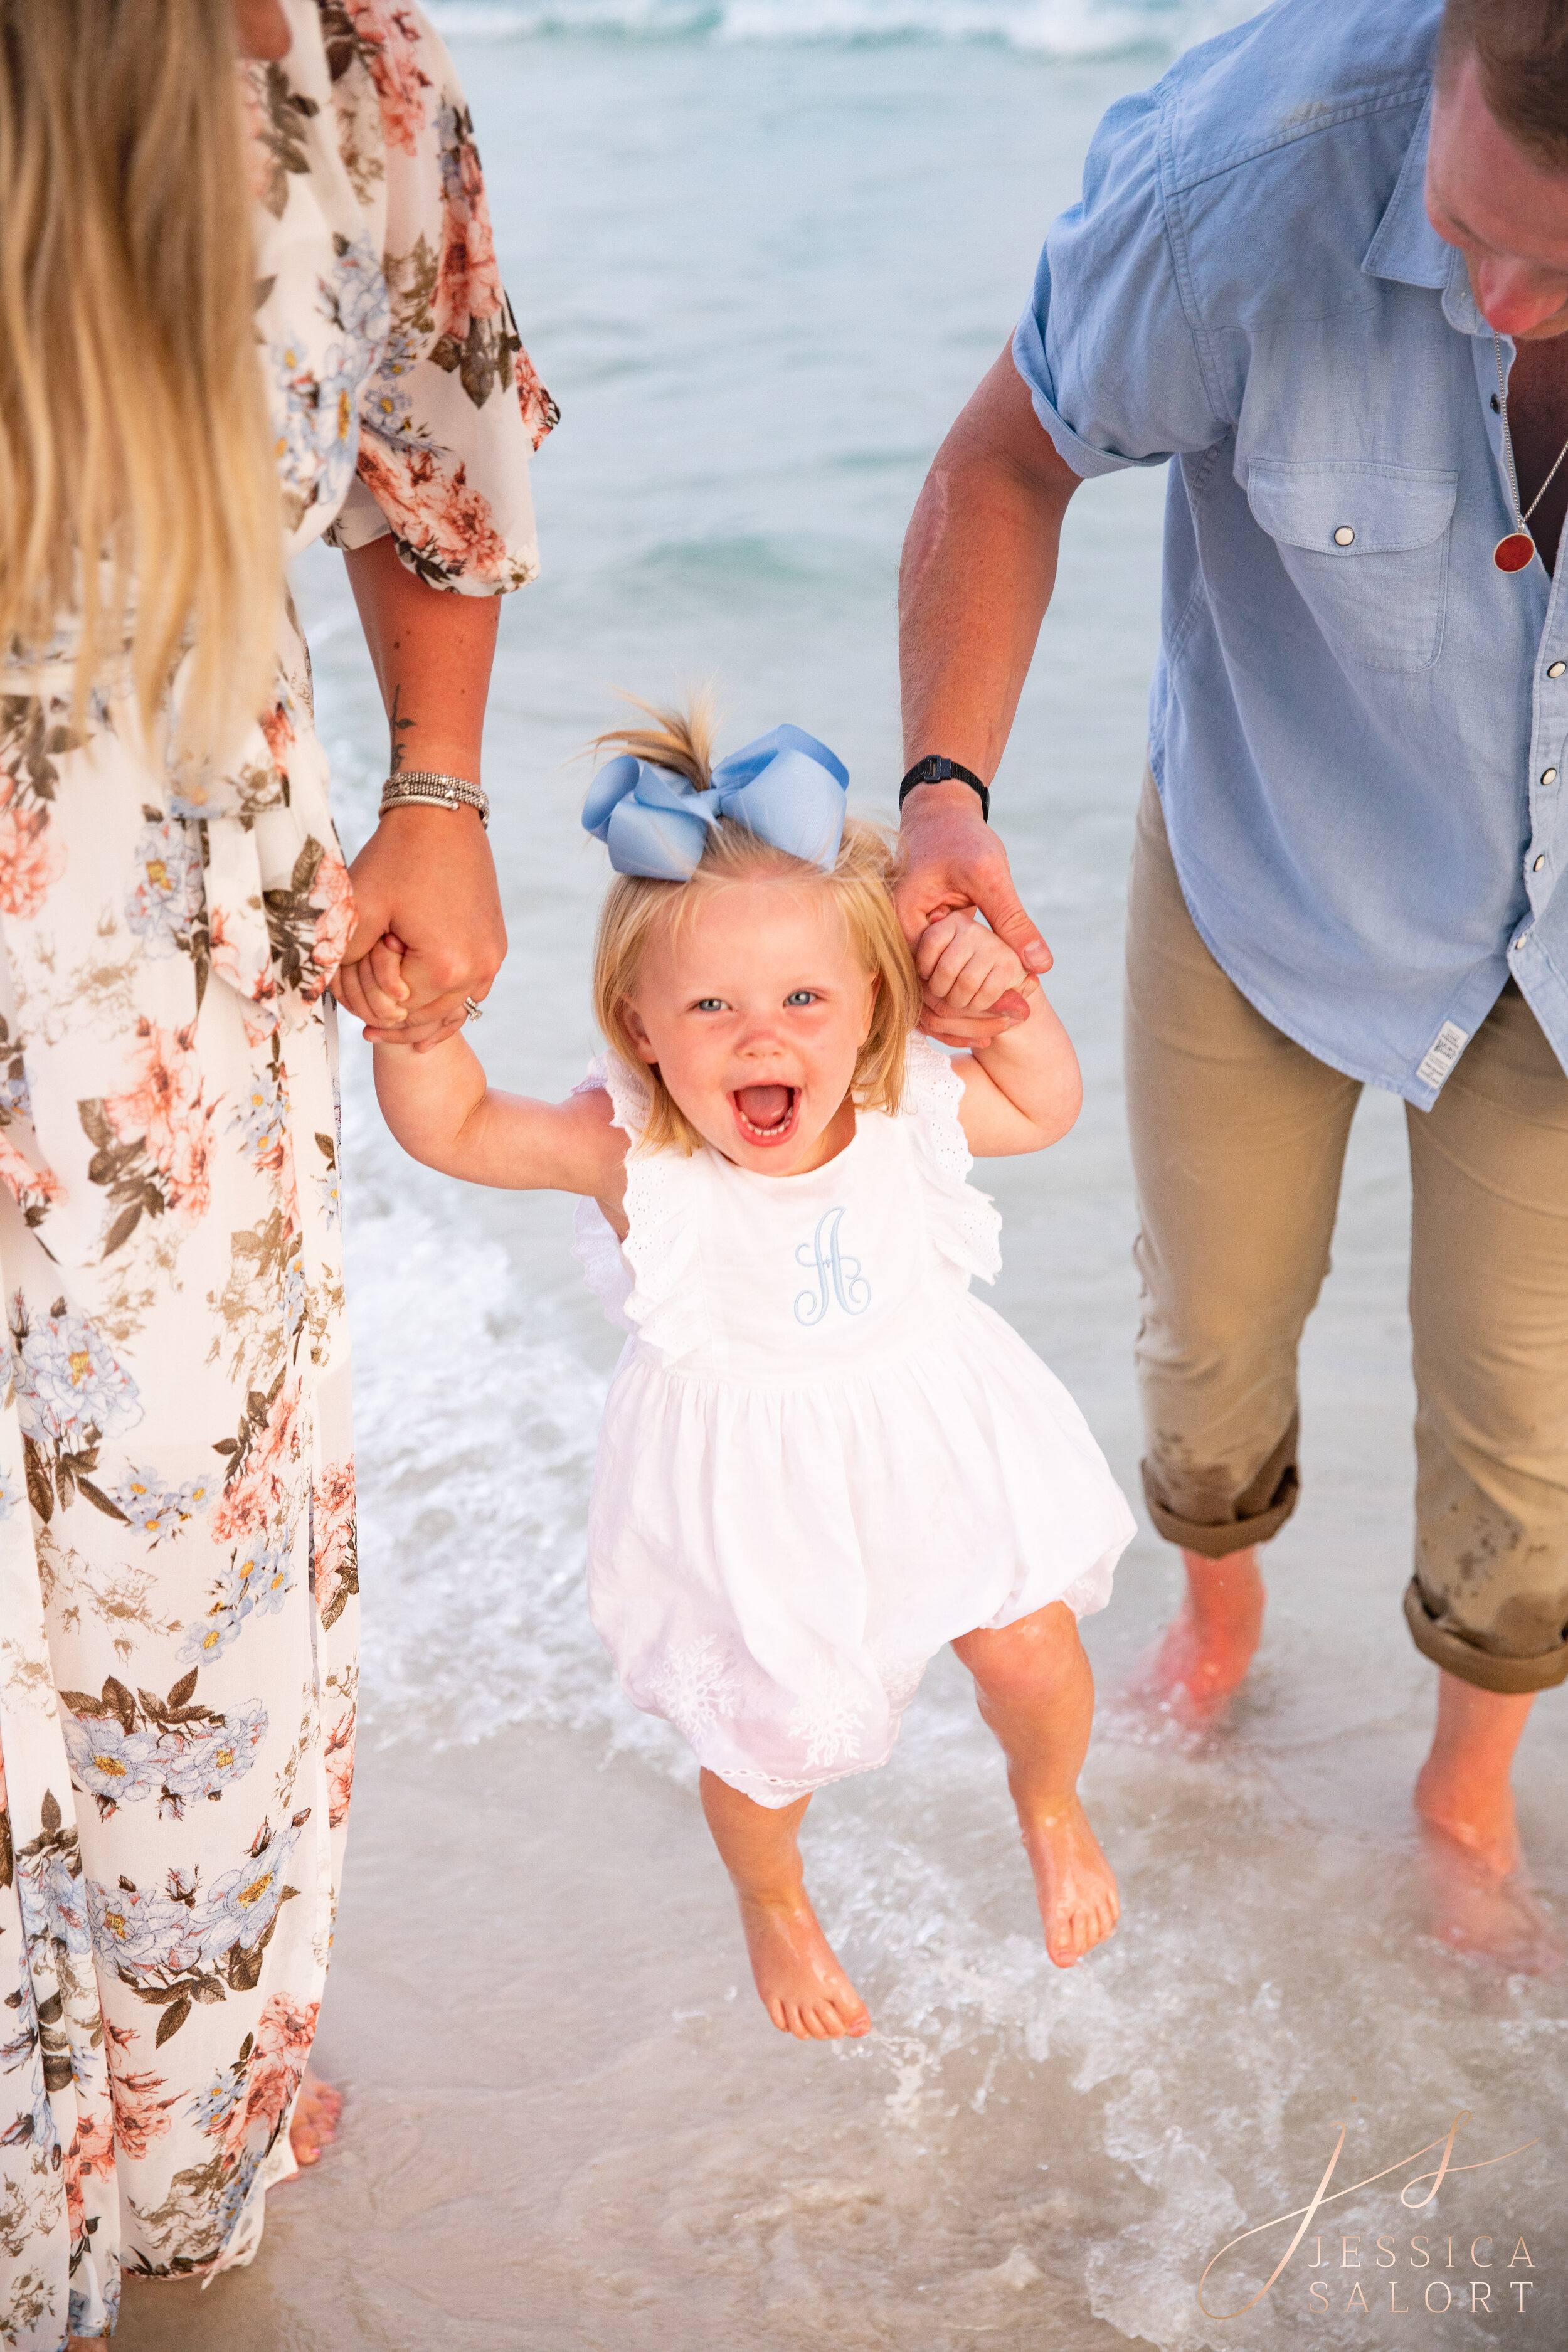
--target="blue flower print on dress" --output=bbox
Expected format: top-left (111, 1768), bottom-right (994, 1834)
top-left (199, 1817), bottom-right (303, 1966)
top-left (60, 1675), bottom-right (267, 1819)
top-left (62, 1714), bottom-right (167, 1811)
top-left (230, 1065), bottom-right (290, 1176)
top-left (125, 818), bottom-right (205, 955)
top-left (793, 1207), bottom-right (871, 1327)
top-left (15, 1840), bottom-right (91, 1961)
top-left (85, 1877), bottom-right (204, 1979)
top-left (14, 1300), bottom-right (142, 1451)
top-left (0, 1061), bottom-right (30, 1123)
top-left (112, 1462), bottom-right (217, 1545)
top-left (176, 1539), bottom-right (292, 1667)
top-left (0, 1942), bottom-right (60, 2163)
top-left (159, 1704), bottom-right (267, 1808)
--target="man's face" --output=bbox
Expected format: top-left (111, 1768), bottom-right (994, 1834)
top-left (1426, 51), bottom-right (1568, 339)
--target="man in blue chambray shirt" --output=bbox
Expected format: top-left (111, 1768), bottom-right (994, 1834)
top-left (894, 0), bottom-right (1568, 1963)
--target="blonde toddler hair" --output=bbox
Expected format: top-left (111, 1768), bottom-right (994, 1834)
top-left (590, 699), bottom-right (924, 1155)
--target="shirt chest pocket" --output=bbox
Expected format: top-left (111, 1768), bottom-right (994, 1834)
top-left (1245, 461), bottom-right (1458, 674)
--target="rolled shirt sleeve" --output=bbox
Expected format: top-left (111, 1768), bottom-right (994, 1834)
top-left (1012, 86), bottom-right (1230, 479)
top-left (324, 5), bottom-right (558, 593)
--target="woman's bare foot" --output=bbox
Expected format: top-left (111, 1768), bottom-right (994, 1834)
top-left (289, 2069), bottom-right (342, 2167)
top-left (1019, 1796), bottom-right (1120, 1967)
top-left (1121, 1547), bottom-right (1264, 1724)
top-left (739, 1888), bottom-right (871, 2040)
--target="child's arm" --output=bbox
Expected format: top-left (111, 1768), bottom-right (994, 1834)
top-left (915, 913), bottom-right (1082, 1157)
top-left (373, 1030), bottom-right (629, 1214)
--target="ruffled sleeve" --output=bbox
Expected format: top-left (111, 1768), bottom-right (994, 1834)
top-left (320, 1), bottom-right (558, 592)
top-left (569, 1054), bottom-right (709, 1363)
top-left (899, 1032), bottom-right (1003, 1285)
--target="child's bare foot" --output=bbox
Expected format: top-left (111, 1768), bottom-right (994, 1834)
top-left (1121, 1547), bottom-right (1263, 1724)
top-left (739, 1888), bottom-right (871, 2040)
top-left (1416, 1823), bottom-right (1563, 1974)
top-left (289, 2069), bottom-right (342, 2167)
top-left (1019, 1796), bottom-right (1120, 1967)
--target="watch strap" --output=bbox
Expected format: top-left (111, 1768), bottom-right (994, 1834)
top-left (898, 755), bottom-right (990, 821)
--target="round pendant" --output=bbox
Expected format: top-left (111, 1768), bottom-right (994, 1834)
top-left (1495, 530), bottom-right (1537, 573)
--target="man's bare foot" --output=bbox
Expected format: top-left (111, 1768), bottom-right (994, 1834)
top-left (1019, 1795), bottom-right (1120, 1968)
top-left (289, 2069), bottom-right (342, 2167)
top-left (1121, 1547), bottom-right (1264, 1724)
top-left (738, 1888), bottom-right (871, 2040)
top-left (1416, 1823), bottom-right (1563, 1975)
top-left (1412, 1674), bottom-right (1560, 1973)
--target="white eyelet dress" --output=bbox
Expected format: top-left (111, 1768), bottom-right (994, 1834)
top-left (573, 1035), bottom-right (1135, 1808)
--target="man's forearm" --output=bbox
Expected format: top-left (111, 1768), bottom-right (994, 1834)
top-left (344, 533), bottom-right (501, 781)
top-left (898, 347), bottom-right (1080, 783)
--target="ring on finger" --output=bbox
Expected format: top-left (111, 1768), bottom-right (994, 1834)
top-left (463, 996), bottom-right (484, 1022)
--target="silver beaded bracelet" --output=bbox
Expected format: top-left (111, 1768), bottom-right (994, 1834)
top-left (378, 770), bottom-right (490, 828)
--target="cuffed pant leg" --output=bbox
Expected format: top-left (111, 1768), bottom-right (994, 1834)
top-left (1404, 980), bottom-right (1568, 1694)
top-left (1125, 769), bottom-right (1362, 1554)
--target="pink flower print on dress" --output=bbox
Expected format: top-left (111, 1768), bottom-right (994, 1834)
top-left (211, 1377), bottom-right (302, 1547)
top-left (0, 1128), bottom-right (63, 1224)
top-left (64, 2101), bottom-right (116, 2247)
top-left (435, 107), bottom-right (504, 339)
top-left (258, 696), bottom-right (295, 774)
top-left (231, 1991), bottom-right (319, 2156)
top-left (324, 1707), bottom-right (355, 1828)
top-left (105, 2021), bottom-right (177, 2162)
top-left (312, 1456), bottom-right (358, 1631)
top-left (103, 1016), bottom-right (217, 1227)
top-left (355, 438), bottom-right (510, 587)
top-left (306, 848), bottom-right (355, 995)
top-left (344, 0), bottom-right (433, 156)
top-left (0, 789), bottom-right (65, 919)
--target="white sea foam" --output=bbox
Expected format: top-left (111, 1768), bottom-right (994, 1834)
top-left (426, 0), bottom-right (1244, 58)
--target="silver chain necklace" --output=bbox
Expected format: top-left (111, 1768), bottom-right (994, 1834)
top-left (1493, 331), bottom-right (1568, 571)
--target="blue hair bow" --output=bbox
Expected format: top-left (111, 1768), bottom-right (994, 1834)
top-left (582, 724), bottom-right (849, 880)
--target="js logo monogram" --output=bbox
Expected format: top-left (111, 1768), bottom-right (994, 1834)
top-left (793, 1207), bottom-right (871, 1326)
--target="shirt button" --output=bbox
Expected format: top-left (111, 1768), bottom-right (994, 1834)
top-left (1534, 854), bottom-right (1547, 871)
top-left (1333, 525), bottom-right (1355, 546)
top-left (1544, 768), bottom-right (1559, 785)
top-left (1550, 662), bottom-right (1567, 678)
top-left (1491, 391), bottom-right (1502, 413)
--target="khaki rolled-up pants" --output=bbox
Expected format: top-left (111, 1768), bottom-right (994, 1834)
top-left (1126, 771), bottom-right (1568, 1695)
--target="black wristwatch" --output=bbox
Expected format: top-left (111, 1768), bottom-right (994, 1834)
top-left (898, 755), bottom-right (990, 822)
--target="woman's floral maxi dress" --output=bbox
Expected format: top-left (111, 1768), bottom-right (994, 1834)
top-left (0, 6), bottom-right (553, 2340)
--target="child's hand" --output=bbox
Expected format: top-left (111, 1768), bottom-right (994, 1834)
top-left (339, 930), bottom-right (415, 1042)
top-left (916, 911), bottom-right (1039, 1022)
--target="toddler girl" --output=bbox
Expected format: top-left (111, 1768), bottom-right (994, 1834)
top-left (369, 706), bottom-right (1135, 2042)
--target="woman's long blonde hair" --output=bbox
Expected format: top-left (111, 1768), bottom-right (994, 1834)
top-left (0, 0), bottom-right (280, 758)
top-left (590, 699), bottom-right (924, 1154)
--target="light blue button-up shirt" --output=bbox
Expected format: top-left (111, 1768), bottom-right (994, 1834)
top-left (1013, 0), bottom-right (1568, 1106)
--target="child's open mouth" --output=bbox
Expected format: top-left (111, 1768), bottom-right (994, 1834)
top-left (732, 1084), bottom-right (800, 1147)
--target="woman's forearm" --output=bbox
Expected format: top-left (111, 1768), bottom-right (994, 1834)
top-left (344, 533), bottom-right (501, 781)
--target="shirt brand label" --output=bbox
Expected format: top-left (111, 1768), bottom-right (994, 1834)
top-left (1415, 1020), bottom-right (1468, 1092)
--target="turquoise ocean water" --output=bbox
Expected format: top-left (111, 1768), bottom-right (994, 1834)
top-left (242, 5), bottom-right (1568, 2344)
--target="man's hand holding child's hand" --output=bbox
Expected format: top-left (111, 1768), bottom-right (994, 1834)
top-left (916, 911), bottom-right (1037, 1034)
